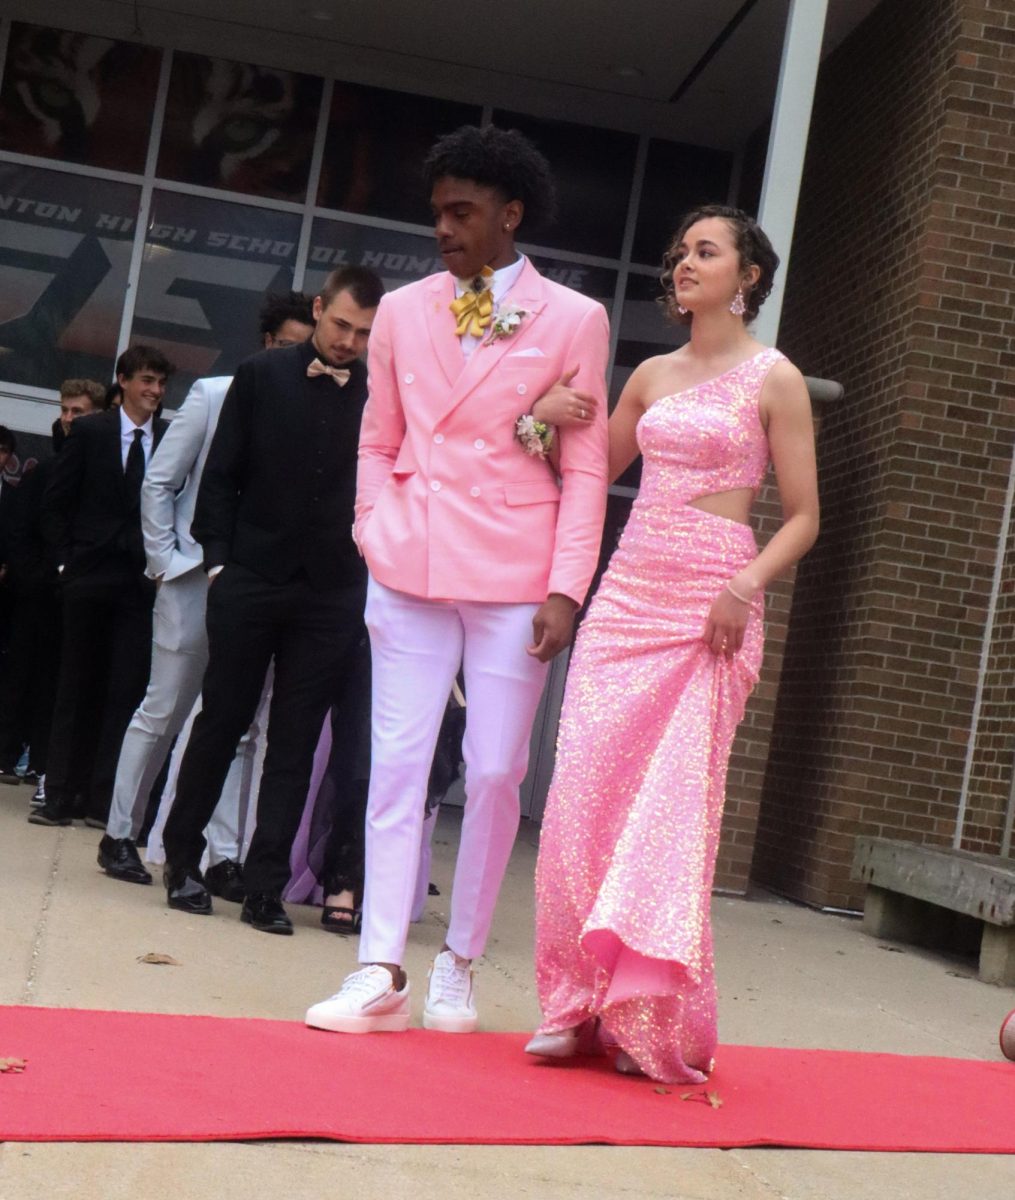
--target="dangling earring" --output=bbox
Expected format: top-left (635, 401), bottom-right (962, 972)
top-left (676, 304), bottom-right (688, 315)
top-left (729, 288), bottom-right (747, 317)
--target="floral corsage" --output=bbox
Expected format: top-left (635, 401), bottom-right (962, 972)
top-left (515, 413), bottom-right (554, 459)
top-left (484, 302), bottom-right (529, 345)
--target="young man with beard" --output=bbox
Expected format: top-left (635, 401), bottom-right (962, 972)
top-left (162, 267), bottom-right (383, 935)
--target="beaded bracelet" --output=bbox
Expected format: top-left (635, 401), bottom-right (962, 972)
top-left (725, 581), bottom-right (754, 604)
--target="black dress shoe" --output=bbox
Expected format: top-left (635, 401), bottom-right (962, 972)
top-left (97, 835), bottom-right (153, 885)
top-left (28, 800), bottom-right (72, 826)
top-left (164, 865), bottom-right (212, 915)
top-left (0, 767), bottom-right (22, 785)
top-left (241, 892), bottom-right (293, 935)
top-left (205, 859), bottom-right (245, 903)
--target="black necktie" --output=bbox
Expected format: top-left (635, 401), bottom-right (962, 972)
top-left (125, 428), bottom-right (145, 495)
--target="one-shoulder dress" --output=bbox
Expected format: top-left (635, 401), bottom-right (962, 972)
top-left (533, 348), bottom-right (781, 1083)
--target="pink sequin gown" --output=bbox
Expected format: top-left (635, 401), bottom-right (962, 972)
top-left (534, 348), bottom-right (782, 1084)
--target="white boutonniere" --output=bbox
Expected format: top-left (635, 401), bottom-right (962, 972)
top-left (484, 302), bottom-right (530, 345)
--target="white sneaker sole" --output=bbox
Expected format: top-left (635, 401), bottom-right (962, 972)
top-left (305, 1007), bottom-right (410, 1034)
top-left (422, 1008), bottom-right (479, 1034)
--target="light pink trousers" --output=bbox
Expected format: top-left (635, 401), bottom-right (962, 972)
top-left (359, 578), bottom-right (547, 965)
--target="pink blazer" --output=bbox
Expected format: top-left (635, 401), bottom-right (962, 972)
top-left (356, 258), bottom-right (610, 605)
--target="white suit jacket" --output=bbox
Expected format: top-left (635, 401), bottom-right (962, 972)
top-left (141, 376), bottom-right (232, 582)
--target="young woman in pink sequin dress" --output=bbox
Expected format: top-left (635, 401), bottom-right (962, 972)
top-left (525, 206), bottom-right (819, 1083)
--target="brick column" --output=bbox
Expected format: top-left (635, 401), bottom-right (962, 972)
top-left (748, 0), bottom-right (1015, 907)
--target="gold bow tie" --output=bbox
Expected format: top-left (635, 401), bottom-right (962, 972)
top-left (450, 268), bottom-right (495, 338)
top-left (307, 358), bottom-right (351, 386)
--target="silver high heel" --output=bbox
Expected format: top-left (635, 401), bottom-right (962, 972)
top-left (524, 1028), bottom-right (580, 1059)
top-left (525, 1018), bottom-right (605, 1059)
top-left (614, 1050), bottom-right (645, 1076)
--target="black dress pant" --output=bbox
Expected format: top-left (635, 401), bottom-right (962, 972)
top-left (164, 564), bottom-right (366, 897)
top-left (308, 632), bottom-right (371, 900)
top-left (0, 586), bottom-right (61, 772)
top-left (46, 562), bottom-right (154, 819)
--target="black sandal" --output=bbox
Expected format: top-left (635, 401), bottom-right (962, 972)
top-left (320, 905), bottom-right (362, 935)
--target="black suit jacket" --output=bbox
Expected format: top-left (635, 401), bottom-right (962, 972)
top-left (193, 339), bottom-right (367, 591)
top-left (41, 409), bottom-right (168, 578)
top-left (0, 478), bottom-right (17, 570)
top-left (7, 459), bottom-right (57, 595)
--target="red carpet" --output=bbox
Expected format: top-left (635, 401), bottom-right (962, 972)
top-left (0, 1004), bottom-right (1012, 1150)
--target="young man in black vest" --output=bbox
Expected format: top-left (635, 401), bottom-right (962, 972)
top-left (162, 266), bottom-right (383, 934)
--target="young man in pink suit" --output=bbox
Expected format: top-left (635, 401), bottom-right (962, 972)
top-left (307, 125), bottom-right (610, 1035)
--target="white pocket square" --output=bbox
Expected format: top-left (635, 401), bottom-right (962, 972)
top-left (507, 347), bottom-right (546, 358)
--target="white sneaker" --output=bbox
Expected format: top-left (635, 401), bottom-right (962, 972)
top-left (423, 949), bottom-right (478, 1033)
top-left (305, 965), bottom-right (411, 1034)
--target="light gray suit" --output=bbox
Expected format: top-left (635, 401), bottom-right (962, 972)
top-left (106, 377), bottom-right (265, 860)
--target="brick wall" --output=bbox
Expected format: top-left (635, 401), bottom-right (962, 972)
top-left (751, 0), bottom-right (1015, 908)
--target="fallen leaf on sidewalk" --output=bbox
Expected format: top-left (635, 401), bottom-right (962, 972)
top-left (679, 1089), bottom-right (723, 1109)
top-left (0, 1057), bottom-right (27, 1073)
top-left (137, 953), bottom-right (180, 966)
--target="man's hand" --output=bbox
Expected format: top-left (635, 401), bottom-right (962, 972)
top-left (527, 593), bottom-right (579, 662)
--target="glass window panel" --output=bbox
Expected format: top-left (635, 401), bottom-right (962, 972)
top-left (317, 84), bottom-right (481, 224)
top-left (131, 191), bottom-right (301, 408)
top-left (527, 255), bottom-right (617, 308)
top-left (156, 53), bottom-right (323, 203)
top-left (632, 139), bottom-right (733, 267)
top-left (0, 161), bottom-right (139, 390)
top-left (304, 217), bottom-right (442, 296)
top-left (1, 430), bottom-right (53, 484)
top-left (0, 22), bottom-right (161, 173)
top-left (493, 111), bottom-right (638, 259)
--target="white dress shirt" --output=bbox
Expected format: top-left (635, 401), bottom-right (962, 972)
top-left (454, 254), bottom-right (527, 361)
top-left (120, 406), bottom-right (155, 469)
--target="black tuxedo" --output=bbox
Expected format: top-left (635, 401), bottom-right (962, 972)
top-left (42, 409), bottom-right (167, 579)
top-left (164, 339), bottom-right (369, 897)
top-left (0, 475), bottom-right (20, 665)
top-left (0, 449), bottom-right (61, 772)
top-left (194, 341), bottom-right (365, 591)
top-left (0, 476), bottom-right (17, 574)
top-left (39, 409), bottom-right (167, 820)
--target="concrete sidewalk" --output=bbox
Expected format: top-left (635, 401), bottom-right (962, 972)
top-left (1, 780), bottom-right (1012, 1199)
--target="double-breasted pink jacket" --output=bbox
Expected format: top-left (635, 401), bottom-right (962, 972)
top-left (355, 258), bottom-right (610, 606)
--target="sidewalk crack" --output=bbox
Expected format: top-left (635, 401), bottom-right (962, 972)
top-left (728, 1150), bottom-right (794, 1199)
top-left (20, 831), bottom-right (63, 1004)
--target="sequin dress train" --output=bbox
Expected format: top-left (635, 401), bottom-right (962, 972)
top-left (533, 348), bottom-right (782, 1084)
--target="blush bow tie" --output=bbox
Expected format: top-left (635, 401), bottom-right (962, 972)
top-left (450, 266), bottom-right (495, 338)
top-left (307, 358), bottom-right (351, 386)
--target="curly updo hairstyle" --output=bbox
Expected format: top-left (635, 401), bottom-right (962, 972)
top-left (423, 124), bottom-right (557, 234)
top-left (660, 204), bottom-right (779, 326)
